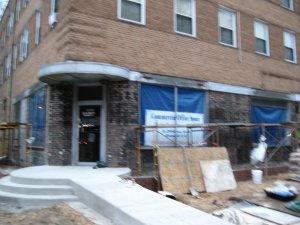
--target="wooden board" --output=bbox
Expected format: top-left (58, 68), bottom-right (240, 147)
top-left (199, 160), bottom-right (237, 192)
top-left (157, 147), bottom-right (229, 194)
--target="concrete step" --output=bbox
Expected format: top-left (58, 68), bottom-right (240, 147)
top-left (0, 176), bottom-right (74, 196)
top-left (10, 174), bottom-right (70, 186)
top-left (0, 190), bottom-right (78, 207)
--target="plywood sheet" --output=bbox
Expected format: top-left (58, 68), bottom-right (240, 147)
top-left (157, 147), bottom-right (229, 194)
top-left (199, 160), bottom-right (237, 193)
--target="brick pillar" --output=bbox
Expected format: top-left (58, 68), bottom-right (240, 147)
top-left (45, 85), bottom-right (73, 165)
top-left (106, 81), bottom-right (139, 169)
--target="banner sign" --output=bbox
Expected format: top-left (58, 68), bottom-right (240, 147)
top-left (145, 110), bottom-right (204, 146)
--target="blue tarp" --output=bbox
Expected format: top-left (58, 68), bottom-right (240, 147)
top-left (140, 83), bottom-right (205, 124)
top-left (252, 105), bottom-right (287, 146)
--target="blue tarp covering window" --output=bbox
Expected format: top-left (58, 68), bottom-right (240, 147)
top-left (141, 84), bottom-right (205, 124)
top-left (140, 84), bottom-right (205, 146)
top-left (28, 88), bottom-right (45, 147)
top-left (252, 105), bottom-right (287, 146)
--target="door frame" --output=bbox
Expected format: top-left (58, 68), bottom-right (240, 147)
top-left (72, 85), bottom-right (107, 166)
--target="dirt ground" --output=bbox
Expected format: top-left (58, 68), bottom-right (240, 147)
top-left (177, 173), bottom-right (300, 213)
top-left (0, 203), bottom-right (99, 225)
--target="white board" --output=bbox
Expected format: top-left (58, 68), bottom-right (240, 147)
top-left (199, 159), bottom-right (237, 192)
top-left (240, 206), bottom-right (300, 225)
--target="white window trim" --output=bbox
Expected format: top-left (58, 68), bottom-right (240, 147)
top-left (174, 0), bottom-right (196, 37)
top-left (282, 0), bottom-right (294, 11)
top-left (218, 7), bottom-right (237, 48)
top-left (35, 11), bottom-right (41, 45)
top-left (284, 30), bottom-right (297, 64)
top-left (254, 20), bottom-right (270, 56)
top-left (117, 0), bottom-right (146, 25)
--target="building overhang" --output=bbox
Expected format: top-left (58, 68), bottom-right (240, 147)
top-left (38, 61), bottom-right (142, 84)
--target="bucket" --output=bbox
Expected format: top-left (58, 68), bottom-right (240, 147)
top-left (251, 169), bottom-right (263, 184)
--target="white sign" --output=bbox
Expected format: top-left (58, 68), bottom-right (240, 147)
top-left (145, 110), bottom-right (204, 146)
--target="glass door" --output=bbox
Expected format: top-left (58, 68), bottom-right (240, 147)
top-left (78, 105), bottom-right (101, 163)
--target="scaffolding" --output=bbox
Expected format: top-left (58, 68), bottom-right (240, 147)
top-left (135, 122), bottom-right (299, 176)
top-left (0, 123), bottom-right (32, 166)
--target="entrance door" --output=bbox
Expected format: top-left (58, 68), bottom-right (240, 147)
top-left (78, 104), bottom-right (101, 163)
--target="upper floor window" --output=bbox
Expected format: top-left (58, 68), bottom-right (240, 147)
top-left (35, 11), bottom-right (41, 45)
top-left (284, 31), bottom-right (297, 63)
top-left (16, 0), bottom-right (21, 21)
top-left (12, 45), bottom-right (17, 70)
top-left (118, 0), bottom-right (145, 25)
top-left (175, 0), bottom-right (196, 36)
top-left (22, 0), bottom-right (30, 8)
top-left (282, 0), bottom-right (294, 10)
top-left (254, 20), bottom-right (270, 56)
top-left (19, 29), bottom-right (29, 62)
top-left (50, 0), bottom-right (58, 14)
top-left (5, 53), bottom-right (11, 79)
top-left (0, 65), bottom-right (3, 85)
top-left (218, 8), bottom-right (237, 47)
top-left (7, 12), bottom-right (14, 35)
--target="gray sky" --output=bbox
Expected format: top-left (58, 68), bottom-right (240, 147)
top-left (0, 0), bottom-right (8, 19)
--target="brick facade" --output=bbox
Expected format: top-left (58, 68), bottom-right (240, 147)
top-left (106, 81), bottom-right (139, 168)
top-left (46, 85), bottom-right (73, 165)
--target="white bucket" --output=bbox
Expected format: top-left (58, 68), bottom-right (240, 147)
top-left (251, 169), bottom-right (263, 184)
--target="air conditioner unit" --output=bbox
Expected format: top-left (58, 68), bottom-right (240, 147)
top-left (48, 13), bottom-right (59, 27)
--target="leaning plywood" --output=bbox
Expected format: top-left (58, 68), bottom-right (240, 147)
top-left (157, 147), bottom-right (229, 194)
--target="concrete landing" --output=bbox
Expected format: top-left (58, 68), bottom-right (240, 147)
top-left (0, 166), bottom-right (232, 225)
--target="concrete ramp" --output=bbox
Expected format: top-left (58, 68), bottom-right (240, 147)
top-left (0, 166), bottom-right (232, 225)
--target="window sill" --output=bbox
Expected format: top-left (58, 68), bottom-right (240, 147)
top-left (175, 31), bottom-right (196, 38)
top-left (118, 17), bottom-right (145, 26)
top-left (219, 42), bottom-right (237, 49)
top-left (285, 59), bottom-right (297, 64)
top-left (255, 52), bottom-right (270, 57)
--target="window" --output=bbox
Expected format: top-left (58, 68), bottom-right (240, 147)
top-left (28, 88), bottom-right (46, 147)
top-left (50, 0), bottom-right (58, 14)
top-left (0, 65), bottom-right (3, 85)
top-left (12, 45), bottom-right (17, 70)
top-left (19, 28), bottom-right (29, 62)
top-left (35, 11), bottom-right (41, 45)
top-left (22, 0), bottom-right (30, 8)
top-left (118, 0), bottom-right (145, 24)
top-left (6, 13), bottom-right (14, 36)
top-left (4, 53), bottom-right (11, 79)
top-left (284, 31), bottom-right (297, 63)
top-left (282, 0), bottom-right (294, 10)
top-left (218, 8), bottom-right (237, 47)
top-left (16, 0), bottom-right (21, 21)
top-left (254, 20), bottom-right (269, 56)
top-left (175, 0), bottom-right (196, 36)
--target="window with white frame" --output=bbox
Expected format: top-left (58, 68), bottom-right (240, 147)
top-left (35, 11), bottom-right (41, 45)
top-left (5, 53), bottom-right (11, 79)
top-left (175, 0), bottom-right (196, 36)
top-left (282, 0), bottom-right (293, 10)
top-left (12, 45), bottom-right (17, 70)
top-left (284, 31), bottom-right (297, 63)
top-left (50, 0), bottom-right (58, 14)
top-left (19, 29), bottom-right (29, 62)
top-left (16, 0), bottom-right (21, 21)
top-left (218, 8), bottom-right (237, 47)
top-left (254, 20), bottom-right (270, 56)
top-left (22, 0), bottom-right (30, 8)
top-left (118, 0), bottom-right (145, 24)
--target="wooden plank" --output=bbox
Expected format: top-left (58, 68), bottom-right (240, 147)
top-left (158, 147), bottom-right (229, 194)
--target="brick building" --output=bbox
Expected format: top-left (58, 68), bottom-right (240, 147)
top-left (0, 0), bottom-right (299, 171)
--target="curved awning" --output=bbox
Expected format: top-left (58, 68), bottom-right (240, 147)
top-left (38, 61), bottom-right (142, 84)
